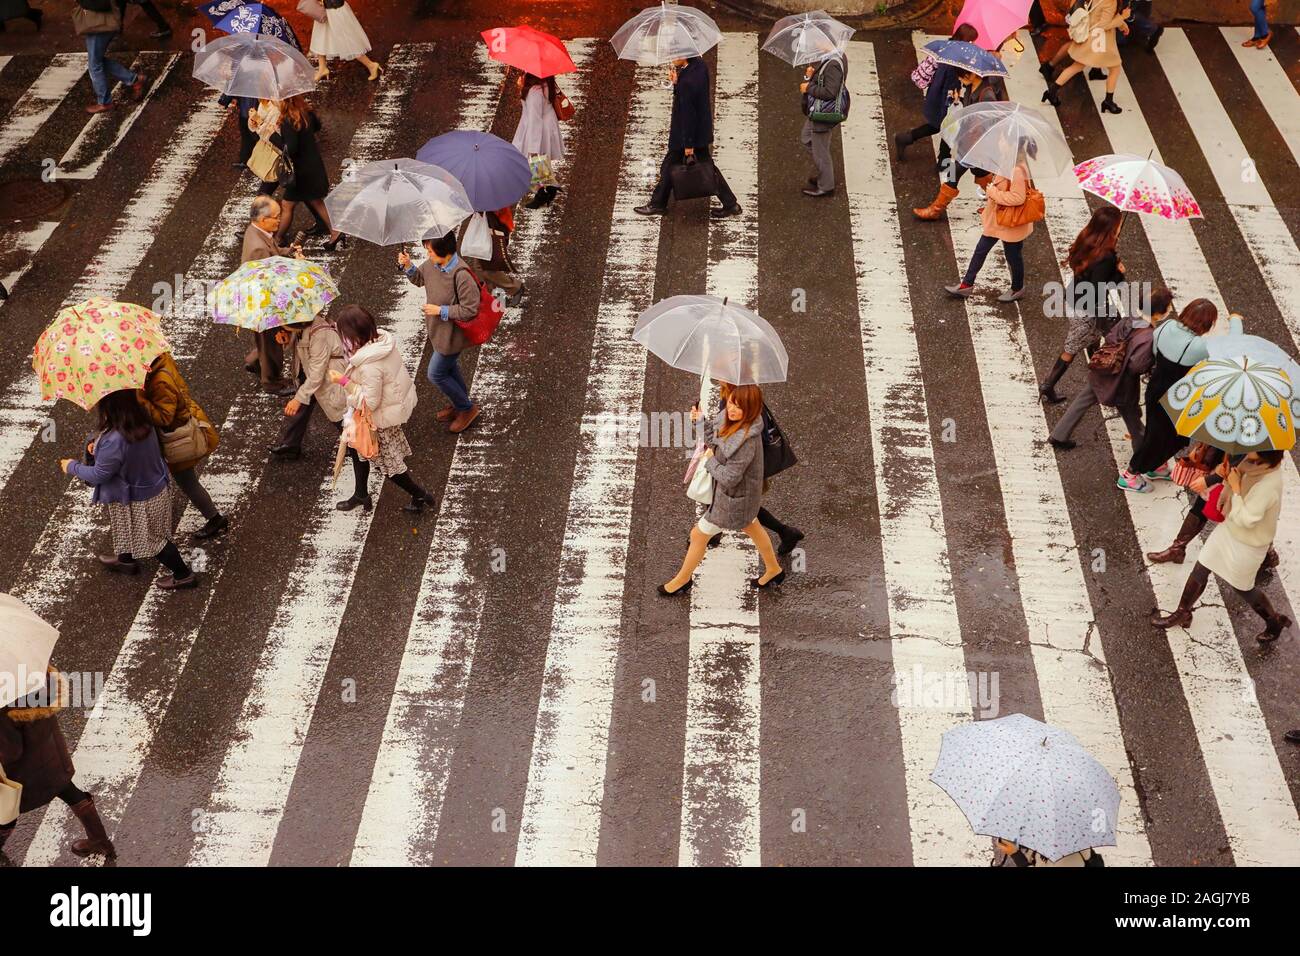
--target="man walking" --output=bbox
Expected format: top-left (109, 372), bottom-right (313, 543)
top-left (241, 196), bottom-right (302, 395)
top-left (634, 56), bottom-right (741, 219)
top-left (73, 0), bottom-right (146, 115)
top-left (800, 52), bottom-right (847, 198)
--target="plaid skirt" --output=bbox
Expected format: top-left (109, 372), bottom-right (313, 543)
top-left (373, 425), bottom-right (412, 478)
top-left (107, 485), bottom-right (172, 559)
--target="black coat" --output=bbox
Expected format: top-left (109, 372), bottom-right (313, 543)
top-left (667, 58), bottom-right (713, 152)
top-left (272, 112), bottom-right (329, 202)
top-left (0, 671), bottom-right (75, 814)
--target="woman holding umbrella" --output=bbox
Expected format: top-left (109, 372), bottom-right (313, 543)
top-left (513, 71), bottom-right (566, 209)
top-left (943, 137), bottom-right (1036, 301)
top-left (893, 24), bottom-right (978, 163)
top-left (1041, 0), bottom-right (1131, 113)
top-left (913, 62), bottom-right (1007, 222)
top-left (255, 95), bottom-right (344, 249)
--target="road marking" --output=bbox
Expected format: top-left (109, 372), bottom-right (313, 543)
top-left (58, 53), bottom-right (180, 180)
top-left (0, 53), bottom-right (86, 171)
top-left (0, 219), bottom-right (58, 309)
top-left (1220, 28), bottom-right (1300, 172)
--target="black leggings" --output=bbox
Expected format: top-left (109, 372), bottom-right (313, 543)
top-left (335, 431), bottom-right (429, 503)
top-left (0, 783), bottom-right (89, 833)
top-left (1180, 561), bottom-right (1281, 625)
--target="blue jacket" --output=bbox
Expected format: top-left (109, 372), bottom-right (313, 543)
top-left (923, 62), bottom-right (961, 129)
top-left (668, 58), bottom-right (713, 152)
top-left (67, 428), bottom-right (169, 506)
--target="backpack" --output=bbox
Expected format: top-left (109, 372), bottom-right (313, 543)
top-left (451, 265), bottom-right (505, 346)
top-left (807, 56), bottom-right (851, 125)
top-left (1067, 0), bottom-right (1093, 45)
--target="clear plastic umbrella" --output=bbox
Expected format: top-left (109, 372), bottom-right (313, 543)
top-left (610, 2), bottom-right (723, 66)
top-left (324, 159), bottom-right (474, 246)
top-left (0, 593), bottom-right (59, 708)
top-left (192, 31), bottom-right (316, 100)
top-left (633, 295), bottom-right (788, 385)
top-left (940, 101), bottom-right (1071, 178)
top-left (761, 10), bottom-right (854, 66)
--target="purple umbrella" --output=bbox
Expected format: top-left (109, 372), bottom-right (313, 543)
top-left (415, 131), bottom-right (532, 212)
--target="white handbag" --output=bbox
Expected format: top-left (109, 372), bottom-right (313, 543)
top-left (0, 762), bottom-right (22, 825)
top-left (686, 448), bottom-right (713, 505)
top-left (461, 212), bottom-right (493, 261)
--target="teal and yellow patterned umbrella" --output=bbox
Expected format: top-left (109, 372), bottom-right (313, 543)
top-left (210, 256), bottom-right (337, 333)
top-left (1161, 357), bottom-right (1296, 454)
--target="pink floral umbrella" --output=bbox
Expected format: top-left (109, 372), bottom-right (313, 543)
top-left (1073, 153), bottom-right (1203, 220)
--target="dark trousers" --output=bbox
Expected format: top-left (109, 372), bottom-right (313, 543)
top-left (0, 784), bottom-right (90, 834)
top-left (245, 329), bottom-right (283, 383)
top-left (938, 138), bottom-right (986, 187)
top-left (173, 467), bottom-right (219, 521)
top-left (116, 0), bottom-right (170, 31)
top-left (963, 234), bottom-right (1025, 291)
top-left (1029, 0), bottom-right (1046, 29)
top-left (279, 397), bottom-right (316, 450)
top-left (650, 147), bottom-right (738, 209)
top-left (907, 121), bottom-right (940, 142)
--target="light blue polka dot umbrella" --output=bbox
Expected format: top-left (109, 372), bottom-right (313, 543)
top-left (930, 713), bottom-right (1120, 861)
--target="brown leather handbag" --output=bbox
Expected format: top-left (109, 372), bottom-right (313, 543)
top-left (994, 178), bottom-right (1046, 228)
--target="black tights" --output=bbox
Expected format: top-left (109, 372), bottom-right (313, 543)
top-left (275, 198), bottom-right (333, 244)
top-left (1179, 561), bottom-right (1282, 626)
top-left (343, 453), bottom-right (429, 503)
top-left (119, 541), bottom-right (191, 578)
top-left (0, 783), bottom-right (89, 835)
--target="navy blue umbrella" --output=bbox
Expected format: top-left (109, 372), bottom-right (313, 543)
top-left (198, 0), bottom-right (302, 52)
top-left (923, 39), bottom-right (1008, 77)
top-left (415, 131), bottom-right (532, 212)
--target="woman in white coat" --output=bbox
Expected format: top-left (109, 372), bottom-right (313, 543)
top-left (328, 305), bottom-right (435, 514)
top-left (1152, 449), bottom-right (1291, 641)
top-left (310, 0), bottom-right (382, 82)
top-left (512, 72), bottom-right (565, 208)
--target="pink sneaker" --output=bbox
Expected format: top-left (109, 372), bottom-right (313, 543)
top-left (1116, 470), bottom-right (1151, 493)
top-left (1144, 463), bottom-right (1173, 481)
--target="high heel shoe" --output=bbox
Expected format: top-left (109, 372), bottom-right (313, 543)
top-left (322, 233), bottom-right (348, 252)
top-left (751, 570), bottom-right (786, 590)
top-left (657, 579), bottom-right (693, 597)
top-left (314, 66), bottom-right (330, 82)
top-left (1041, 86), bottom-right (1061, 107)
top-left (1100, 94), bottom-right (1123, 115)
top-left (367, 64), bottom-right (384, 82)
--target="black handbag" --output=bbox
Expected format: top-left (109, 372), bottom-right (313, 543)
top-left (760, 405), bottom-right (797, 479)
top-left (669, 155), bottom-right (718, 201)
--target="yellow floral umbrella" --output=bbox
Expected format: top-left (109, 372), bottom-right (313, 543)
top-left (211, 256), bottom-right (338, 332)
top-left (33, 298), bottom-right (171, 410)
top-left (1161, 357), bottom-right (1296, 454)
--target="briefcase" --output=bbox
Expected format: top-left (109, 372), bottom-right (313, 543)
top-left (670, 156), bottom-right (718, 201)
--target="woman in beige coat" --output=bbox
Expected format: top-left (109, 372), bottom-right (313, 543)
top-left (1041, 0), bottom-right (1131, 113)
top-left (944, 151), bottom-right (1034, 301)
top-left (270, 313), bottom-right (348, 461)
top-left (1152, 449), bottom-right (1292, 642)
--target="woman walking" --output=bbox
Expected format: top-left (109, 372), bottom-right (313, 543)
top-left (310, 0), bottom-right (382, 82)
top-left (1118, 299), bottom-right (1241, 493)
top-left (269, 313), bottom-right (349, 461)
top-left (329, 305), bottom-right (436, 514)
top-left (137, 352), bottom-right (227, 541)
top-left (1151, 451), bottom-right (1291, 641)
top-left (1040, 206), bottom-right (1126, 404)
top-left (512, 72), bottom-right (566, 209)
top-left (893, 23), bottom-right (978, 163)
top-left (943, 142), bottom-right (1034, 302)
top-left (60, 389), bottom-right (197, 589)
top-left (1, 668), bottom-right (115, 858)
top-left (1244, 0), bottom-right (1271, 47)
top-left (660, 384), bottom-right (785, 596)
top-left (913, 67), bottom-right (1006, 221)
top-left (261, 96), bottom-right (345, 250)
top-left (1041, 0), bottom-right (1131, 113)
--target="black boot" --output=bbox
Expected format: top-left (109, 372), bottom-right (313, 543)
top-left (893, 131), bottom-right (911, 162)
top-left (1038, 61), bottom-right (1054, 80)
top-left (1088, 68), bottom-right (1106, 81)
top-left (1101, 93), bottom-right (1123, 114)
top-left (1041, 85), bottom-right (1062, 107)
top-left (1039, 357), bottom-right (1071, 404)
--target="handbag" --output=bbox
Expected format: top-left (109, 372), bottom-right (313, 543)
top-left (551, 85), bottom-right (575, 121)
top-left (1171, 442), bottom-right (1213, 487)
top-left (1087, 335), bottom-right (1128, 375)
top-left (461, 212), bottom-right (493, 261)
top-left (910, 54), bottom-right (937, 91)
top-left (760, 406), bottom-right (797, 479)
top-left (342, 401), bottom-right (380, 460)
top-left (806, 55), bottom-right (851, 124)
top-left (297, 0), bottom-right (328, 22)
top-left (0, 762), bottom-right (21, 825)
top-left (450, 266), bottom-right (505, 346)
top-left (528, 153), bottom-right (558, 190)
top-left (687, 448), bottom-right (713, 505)
top-left (159, 411), bottom-right (214, 465)
top-left (994, 177), bottom-right (1046, 228)
top-left (1203, 483), bottom-right (1226, 523)
top-left (669, 154), bottom-right (718, 201)
top-left (247, 138), bottom-right (293, 186)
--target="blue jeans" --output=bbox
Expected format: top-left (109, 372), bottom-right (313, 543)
top-left (427, 351), bottom-right (471, 412)
top-left (85, 32), bottom-right (137, 105)
top-left (1250, 0), bottom-right (1269, 38)
top-left (964, 234), bottom-right (1025, 291)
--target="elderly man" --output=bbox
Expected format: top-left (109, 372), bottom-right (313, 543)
top-left (241, 195), bottom-right (302, 395)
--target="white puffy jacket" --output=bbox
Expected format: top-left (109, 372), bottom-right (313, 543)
top-left (343, 330), bottom-right (416, 429)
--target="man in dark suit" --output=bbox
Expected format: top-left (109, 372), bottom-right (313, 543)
top-left (240, 195), bottom-right (302, 394)
top-left (634, 56), bottom-right (741, 219)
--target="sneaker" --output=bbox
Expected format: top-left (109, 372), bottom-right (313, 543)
top-left (1116, 470), bottom-right (1151, 493)
top-left (1144, 463), bottom-right (1173, 481)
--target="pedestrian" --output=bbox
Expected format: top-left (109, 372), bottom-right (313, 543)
top-left (991, 838), bottom-right (1104, 866)
top-left (219, 93), bottom-right (259, 169)
top-left (398, 231), bottom-right (483, 434)
top-left (137, 351), bottom-right (228, 541)
top-left (1118, 300), bottom-right (1241, 492)
top-left (328, 305), bottom-right (436, 514)
top-left (310, 0), bottom-right (383, 82)
top-left (943, 139), bottom-right (1035, 302)
top-left (1151, 451), bottom-right (1292, 641)
top-left (1243, 0), bottom-right (1271, 47)
top-left (1028, 0), bottom-right (1047, 35)
top-left (115, 0), bottom-right (171, 40)
top-left (1041, 0), bottom-right (1131, 113)
top-left (1039, 206), bottom-right (1126, 404)
top-left (240, 195), bottom-right (304, 393)
top-left (268, 312), bottom-right (348, 462)
top-left (72, 0), bottom-right (146, 115)
top-left (260, 96), bottom-right (345, 251)
top-left (459, 207), bottom-right (522, 300)
top-left (0, 668), bottom-right (116, 859)
top-left (634, 56), bottom-right (742, 220)
top-left (512, 71), bottom-right (565, 209)
top-left (894, 23), bottom-right (979, 164)
top-left (659, 384), bottom-right (785, 596)
top-left (1115, 1), bottom-right (1163, 52)
top-left (0, 0), bottom-right (42, 32)
top-left (913, 66), bottom-right (1005, 221)
top-left (800, 50), bottom-right (847, 198)
top-left (59, 389), bottom-right (198, 589)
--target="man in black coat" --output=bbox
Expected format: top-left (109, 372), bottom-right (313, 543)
top-left (634, 56), bottom-right (741, 219)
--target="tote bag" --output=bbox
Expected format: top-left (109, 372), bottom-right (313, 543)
top-left (686, 449), bottom-right (713, 505)
top-left (461, 212), bottom-right (493, 261)
top-left (0, 763), bottom-right (22, 825)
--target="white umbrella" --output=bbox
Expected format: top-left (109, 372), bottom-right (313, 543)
top-left (761, 10), bottom-right (854, 66)
top-left (930, 713), bottom-right (1121, 861)
top-left (633, 294), bottom-right (788, 385)
top-left (324, 159), bottom-right (474, 246)
top-left (1205, 332), bottom-right (1300, 388)
top-left (940, 101), bottom-right (1072, 178)
top-left (610, 2), bottom-right (723, 66)
top-left (0, 593), bottom-right (59, 708)
top-left (193, 31), bottom-right (316, 101)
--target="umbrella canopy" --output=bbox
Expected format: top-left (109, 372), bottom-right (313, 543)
top-left (201, 0), bottom-right (302, 51)
top-left (761, 10), bottom-right (854, 66)
top-left (633, 295), bottom-right (788, 385)
top-left (480, 25), bottom-right (576, 78)
top-left (953, 0), bottom-right (1034, 51)
top-left (1205, 333), bottom-right (1300, 388)
top-left (0, 593), bottom-right (60, 709)
top-left (415, 131), bottom-right (532, 212)
top-left (930, 713), bottom-right (1121, 861)
top-left (1074, 153), bottom-right (1202, 220)
top-left (922, 38), bottom-right (1008, 77)
top-left (1161, 357), bottom-right (1296, 454)
top-left (325, 159), bottom-right (474, 246)
top-left (193, 31), bottom-right (315, 100)
top-left (211, 256), bottom-right (338, 333)
top-left (940, 101), bottom-right (1071, 178)
top-left (33, 299), bottom-right (170, 411)
top-left (610, 2), bottom-right (723, 66)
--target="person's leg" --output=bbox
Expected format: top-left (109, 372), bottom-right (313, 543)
top-left (57, 783), bottom-right (91, 806)
top-left (705, 147), bottom-right (739, 208)
top-left (664, 525), bottom-right (711, 593)
top-left (85, 33), bottom-right (112, 105)
top-left (1238, 584), bottom-right (1290, 640)
top-left (758, 505), bottom-right (804, 556)
top-left (256, 329), bottom-right (281, 383)
top-left (1151, 561), bottom-right (1211, 627)
top-left (1101, 66), bottom-right (1123, 112)
top-left (100, 32), bottom-right (138, 88)
top-left (800, 117), bottom-right (816, 174)
top-left (337, 447), bottom-right (373, 510)
top-left (156, 541), bottom-right (193, 579)
top-left (1003, 239), bottom-right (1025, 293)
top-left (1119, 401), bottom-right (1145, 449)
top-left (388, 469), bottom-right (435, 511)
top-left (172, 467), bottom-right (220, 522)
top-left (1147, 503), bottom-right (1208, 563)
top-left (811, 129), bottom-right (835, 191)
top-left (959, 234), bottom-right (997, 286)
top-left (1250, 0), bottom-right (1270, 40)
top-left (1050, 382), bottom-right (1099, 444)
top-left (427, 351), bottom-right (472, 412)
top-left (67, 790), bottom-right (116, 858)
top-left (743, 518), bottom-right (784, 586)
top-left (138, 0), bottom-right (171, 34)
top-left (649, 150), bottom-right (677, 208)
top-left (274, 198), bottom-right (297, 245)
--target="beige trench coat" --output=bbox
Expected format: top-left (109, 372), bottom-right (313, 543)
top-left (1066, 0), bottom-right (1128, 70)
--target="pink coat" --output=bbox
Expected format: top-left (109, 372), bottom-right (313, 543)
top-left (980, 163), bottom-right (1035, 243)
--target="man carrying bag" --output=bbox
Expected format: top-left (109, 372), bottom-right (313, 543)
top-left (801, 52), bottom-right (849, 198)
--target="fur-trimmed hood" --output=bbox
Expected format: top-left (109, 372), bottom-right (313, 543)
top-left (4, 667), bottom-right (68, 722)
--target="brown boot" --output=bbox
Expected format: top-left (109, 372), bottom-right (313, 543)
top-left (1146, 510), bottom-right (1207, 565)
top-left (1257, 614), bottom-right (1292, 643)
top-left (69, 796), bottom-right (117, 858)
top-left (913, 183), bottom-right (959, 221)
top-left (1150, 606), bottom-right (1193, 629)
top-left (449, 404), bottom-right (481, 434)
top-left (436, 406), bottom-right (456, 422)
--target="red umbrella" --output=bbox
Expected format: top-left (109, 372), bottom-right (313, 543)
top-left (479, 25), bottom-right (576, 78)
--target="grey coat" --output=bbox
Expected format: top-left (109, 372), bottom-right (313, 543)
top-left (702, 413), bottom-right (764, 531)
top-left (804, 55), bottom-right (847, 133)
top-left (405, 257), bottom-right (480, 356)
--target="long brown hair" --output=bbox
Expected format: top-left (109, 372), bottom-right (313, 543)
top-left (334, 304), bottom-right (379, 353)
top-left (718, 384), bottom-right (764, 440)
top-left (1068, 206), bottom-right (1123, 272)
top-left (279, 95), bottom-right (313, 131)
top-left (520, 72), bottom-right (557, 103)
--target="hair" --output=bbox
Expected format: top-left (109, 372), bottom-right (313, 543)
top-left (1177, 297), bottom-right (1218, 336)
top-left (334, 304), bottom-right (379, 353)
top-left (1068, 206), bottom-right (1123, 272)
top-left (520, 72), bottom-right (557, 103)
top-left (251, 194), bottom-right (278, 222)
top-left (1148, 286), bottom-right (1174, 319)
top-left (719, 384), bottom-right (764, 440)
top-left (98, 388), bottom-right (153, 443)
top-left (279, 95), bottom-right (312, 131)
top-left (1251, 449), bottom-right (1286, 468)
top-left (427, 230), bottom-right (458, 259)
top-left (951, 23), bottom-right (979, 42)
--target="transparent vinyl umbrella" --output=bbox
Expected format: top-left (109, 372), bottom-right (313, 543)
top-left (762, 10), bottom-right (854, 66)
top-left (324, 159), bottom-right (474, 246)
top-left (611, 2), bottom-right (723, 66)
top-left (941, 101), bottom-right (1071, 178)
top-left (0, 593), bottom-right (59, 708)
top-left (633, 295), bottom-right (788, 386)
top-left (192, 31), bottom-right (316, 100)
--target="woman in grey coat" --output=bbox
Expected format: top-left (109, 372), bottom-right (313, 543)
top-left (661, 384), bottom-right (785, 595)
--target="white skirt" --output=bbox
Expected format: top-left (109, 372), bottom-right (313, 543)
top-left (310, 3), bottom-right (372, 61)
top-left (1199, 522), bottom-right (1268, 592)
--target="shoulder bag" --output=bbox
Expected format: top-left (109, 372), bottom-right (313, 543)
top-left (247, 139), bottom-right (293, 187)
top-left (806, 56), bottom-right (851, 124)
top-left (0, 763), bottom-right (22, 825)
top-left (686, 448), bottom-right (713, 505)
top-left (155, 365), bottom-right (216, 465)
top-left (994, 175), bottom-right (1046, 228)
top-left (451, 265), bottom-right (505, 346)
top-left (551, 85), bottom-right (575, 121)
top-left (760, 405), bottom-right (797, 479)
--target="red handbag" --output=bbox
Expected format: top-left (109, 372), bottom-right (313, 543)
top-left (551, 85), bottom-right (575, 121)
top-left (451, 266), bottom-right (505, 346)
top-left (1204, 484), bottom-right (1226, 523)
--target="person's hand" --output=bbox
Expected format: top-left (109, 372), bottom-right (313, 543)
top-left (804, 65), bottom-right (815, 78)
top-left (86, 440), bottom-right (95, 456)
top-left (60, 458), bottom-right (74, 475)
top-left (1217, 458), bottom-right (1232, 479)
top-left (328, 370), bottom-right (344, 384)
top-left (1116, 260), bottom-right (1126, 274)
top-left (397, 250), bottom-right (412, 270)
top-left (1226, 468), bottom-right (1242, 494)
top-left (422, 303), bottom-right (440, 316)
top-left (689, 403), bottom-right (701, 423)
top-left (799, 81), bottom-right (809, 94)
top-left (1118, 22), bottom-right (1130, 35)
top-left (684, 147), bottom-right (694, 158)
top-left (1189, 474), bottom-right (1208, 496)
top-left (284, 399), bottom-right (301, 417)
top-left (291, 244), bottom-right (305, 259)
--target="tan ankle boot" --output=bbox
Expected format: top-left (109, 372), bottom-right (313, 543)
top-left (913, 183), bottom-right (959, 221)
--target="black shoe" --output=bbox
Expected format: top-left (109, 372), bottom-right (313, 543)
top-left (706, 532), bottom-right (723, 549)
top-left (776, 528), bottom-right (804, 557)
top-left (633, 204), bottom-right (667, 216)
top-left (0, 281), bottom-right (8, 301)
top-left (1100, 94), bottom-right (1123, 115)
top-left (303, 224), bottom-right (329, 239)
top-left (244, 360), bottom-right (260, 375)
top-left (401, 492), bottom-right (436, 514)
top-left (802, 188), bottom-right (834, 198)
top-left (335, 494), bottom-right (373, 512)
top-left (1088, 68), bottom-right (1106, 81)
top-left (1147, 25), bottom-right (1164, 52)
top-left (657, 579), bottom-right (693, 597)
top-left (269, 444), bottom-right (302, 460)
top-left (751, 570), bottom-right (786, 589)
top-left (1286, 729), bottom-right (1300, 745)
top-left (192, 514), bottom-right (229, 540)
top-left (893, 131), bottom-right (910, 161)
top-left (1048, 436), bottom-right (1076, 450)
top-left (322, 233), bottom-right (348, 252)
top-left (1041, 86), bottom-right (1061, 107)
top-left (710, 203), bottom-right (742, 218)
top-left (1038, 61), bottom-right (1054, 80)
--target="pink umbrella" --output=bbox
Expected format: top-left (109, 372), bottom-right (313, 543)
top-left (1073, 153), bottom-right (1203, 221)
top-left (954, 0), bottom-right (1035, 51)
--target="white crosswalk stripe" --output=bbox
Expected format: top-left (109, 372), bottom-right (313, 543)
top-left (0, 53), bottom-right (86, 170)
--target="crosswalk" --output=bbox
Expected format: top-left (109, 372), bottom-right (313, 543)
top-left (1, 26), bottom-right (1299, 866)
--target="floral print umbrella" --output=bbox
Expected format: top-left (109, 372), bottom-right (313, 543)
top-left (33, 298), bottom-right (171, 410)
top-left (1074, 153), bottom-right (1202, 220)
top-left (1161, 357), bottom-right (1296, 454)
top-left (210, 256), bottom-right (338, 333)
top-left (930, 713), bottom-right (1121, 861)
